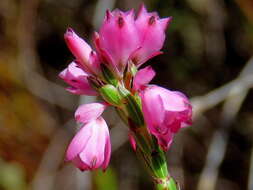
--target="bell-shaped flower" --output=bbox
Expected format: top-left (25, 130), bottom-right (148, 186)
top-left (66, 117), bottom-right (111, 171)
top-left (64, 28), bottom-right (100, 74)
top-left (95, 9), bottom-right (139, 75)
top-left (140, 85), bottom-right (192, 150)
top-left (132, 4), bottom-right (172, 66)
top-left (59, 62), bottom-right (97, 96)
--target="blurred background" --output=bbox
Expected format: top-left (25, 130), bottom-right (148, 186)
top-left (0, 0), bottom-right (253, 189)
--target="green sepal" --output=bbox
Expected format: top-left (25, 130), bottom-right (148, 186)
top-left (118, 86), bottom-right (144, 127)
top-left (101, 64), bottom-right (118, 87)
top-left (99, 84), bottom-right (122, 106)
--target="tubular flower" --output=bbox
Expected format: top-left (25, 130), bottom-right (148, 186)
top-left (132, 4), bottom-right (172, 66)
top-left (59, 62), bottom-right (97, 96)
top-left (64, 28), bottom-right (100, 74)
top-left (140, 85), bottom-right (192, 150)
top-left (66, 117), bottom-right (111, 171)
top-left (94, 9), bottom-right (139, 75)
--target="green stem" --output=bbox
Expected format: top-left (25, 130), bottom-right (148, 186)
top-left (117, 86), bottom-right (179, 190)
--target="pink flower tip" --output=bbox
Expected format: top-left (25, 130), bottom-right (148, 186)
top-left (74, 102), bottom-right (107, 124)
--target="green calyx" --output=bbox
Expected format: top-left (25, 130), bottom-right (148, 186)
top-left (101, 64), bottom-right (118, 87)
top-left (118, 86), bottom-right (144, 127)
top-left (99, 84), bottom-right (122, 107)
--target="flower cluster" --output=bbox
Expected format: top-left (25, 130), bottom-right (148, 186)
top-left (60, 4), bottom-right (192, 172)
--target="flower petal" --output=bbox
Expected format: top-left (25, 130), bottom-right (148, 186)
top-left (133, 66), bottom-right (156, 91)
top-left (75, 102), bottom-right (107, 124)
top-left (65, 123), bottom-right (93, 161)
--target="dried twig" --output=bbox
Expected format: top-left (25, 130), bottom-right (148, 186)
top-left (197, 57), bottom-right (253, 190)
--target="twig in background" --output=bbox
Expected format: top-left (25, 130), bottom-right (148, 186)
top-left (31, 120), bottom-right (75, 190)
top-left (197, 57), bottom-right (253, 190)
top-left (16, 0), bottom-right (76, 111)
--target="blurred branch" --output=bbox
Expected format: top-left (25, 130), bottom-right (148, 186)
top-left (191, 57), bottom-right (253, 119)
top-left (186, 0), bottom-right (227, 65)
top-left (31, 122), bottom-right (74, 190)
top-left (16, 0), bottom-right (76, 110)
top-left (197, 56), bottom-right (253, 190)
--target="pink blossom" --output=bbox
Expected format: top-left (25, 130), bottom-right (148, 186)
top-left (75, 102), bottom-right (107, 124)
top-left (133, 66), bottom-right (156, 91)
top-left (132, 4), bottom-right (172, 66)
top-left (59, 62), bottom-right (97, 96)
top-left (66, 117), bottom-right (111, 171)
top-left (140, 85), bottom-right (192, 150)
top-left (64, 28), bottom-right (100, 74)
top-left (94, 10), bottom-right (139, 75)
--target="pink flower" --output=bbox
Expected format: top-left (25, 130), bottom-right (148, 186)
top-left (133, 66), bottom-right (156, 91)
top-left (132, 4), bottom-right (172, 66)
top-left (94, 10), bottom-right (139, 76)
top-left (66, 117), bottom-right (111, 171)
top-left (75, 102), bottom-right (107, 124)
top-left (64, 28), bottom-right (100, 74)
top-left (59, 62), bottom-right (97, 96)
top-left (140, 85), bottom-right (192, 150)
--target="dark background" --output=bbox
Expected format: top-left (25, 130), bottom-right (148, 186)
top-left (0, 0), bottom-right (253, 189)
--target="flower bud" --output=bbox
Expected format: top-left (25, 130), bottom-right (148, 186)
top-left (65, 28), bottom-right (100, 74)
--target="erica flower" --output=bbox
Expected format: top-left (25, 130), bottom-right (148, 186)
top-left (131, 4), bottom-right (172, 66)
top-left (140, 85), bottom-right (192, 150)
top-left (64, 28), bottom-right (100, 74)
top-left (94, 9), bottom-right (139, 76)
top-left (66, 117), bottom-right (111, 171)
top-left (59, 62), bottom-right (97, 95)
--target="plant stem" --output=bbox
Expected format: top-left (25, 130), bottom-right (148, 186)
top-left (117, 86), bottom-right (179, 190)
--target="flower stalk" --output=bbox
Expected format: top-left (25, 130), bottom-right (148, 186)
top-left (115, 84), bottom-right (178, 190)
